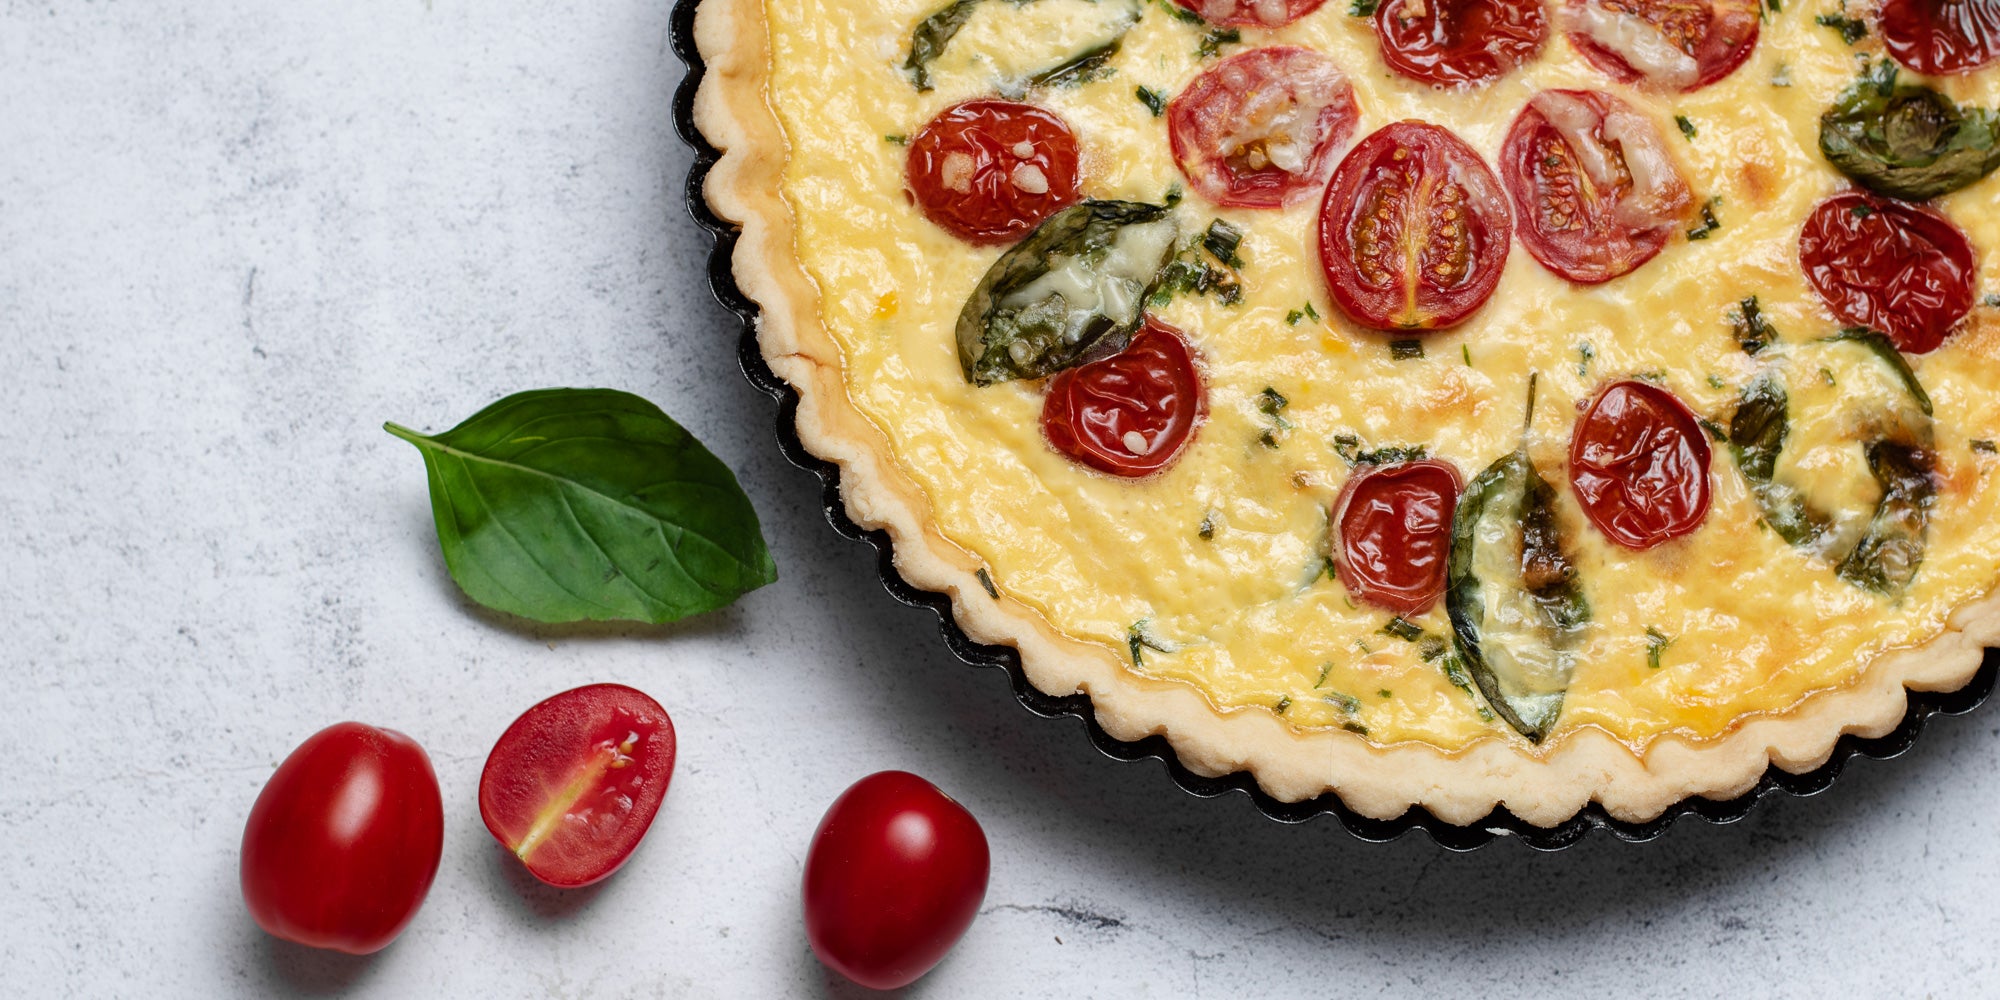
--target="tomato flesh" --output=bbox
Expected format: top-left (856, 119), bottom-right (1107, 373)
top-left (1563, 0), bottom-right (1760, 92)
top-left (1333, 459), bottom-right (1463, 616)
top-left (1373, 0), bottom-right (1548, 87)
top-left (240, 722), bottom-right (444, 955)
top-left (1881, 0), bottom-right (2000, 75)
top-left (1799, 191), bottom-right (1976, 355)
top-left (1172, 0), bottom-right (1329, 26)
top-left (1167, 47), bottom-right (1360, 209)
top-left (478, 683), bottom-right (677, 888)
top-left (906, 100), bottom-right (1081, 245)
top-left (1042, 319), bottom-right (1204, 477)
top-left (1318, 121), bottom-right (1512, 331)
top-left (1568, 380), bottom-right (1712, 550)
top-left (803, 771), bottom-right (990, 991)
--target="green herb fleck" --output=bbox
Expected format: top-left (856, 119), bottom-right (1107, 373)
top-left (1676, 115), bottom-right (1697, 140)
top-left (1313, 662), bottom-right (1335, 688)
top-left (1342, 722), bottom-right (1370, 735)
top-left (1698, 417), bottom-right (1728, 442)
top-left (1576, 340), bottom-right (1595, 377)
top-left (1156, 0), bottom-right (1203, 22)
top-left (1973, 440), bottom-right (1997, 454)
top-left (1773, 63), bottom-right (1793, 87)
top-left (976, 567), bottom-right (997, 598)
top-left (883, 134), bottom-right (908, 145)
top-left (1707, 374), bottom-right (1727, 389)
top-left (1275, 695), bottom-right (1292, 714)
top-left (1417, 635), bottom-right (1447, 662)
top-left (1462, 343), bottom-right (1472, 366)
top-left (1378, 689), bottom-right (1393, 699)
top-left (1852, 202), bottom-right (1876, 219)
top-left (1349, 0), bottom-right (1380, 13)
top-left (1984, 294), bottom-right (2000, 308)
top-left (1258, 386), bottom-right (1290, 422)
top-left (1687, 198), bottom-right (1722, 240)
top-left (1305, 302), bottom-right (1320, 321)
top-left (1820, 366), bottom-right (1837, 386)
top-left (1325, 691), bottom-right (1361, 714)
top-left (1729, 295), bottom-right (1778, 354)
top-left (1645, 627), bottom-right (1673, 669)
top-left (1286, 309), bottom-right (1304, 325)
top-left (1198, 509), bottom-right (1217, 540)
top-left (1197, 27), bottom-right (1239, 59)
top-left (1390, 339), bottom-right (1424, 361)
top-left (1164, 182), bottom-right (1184, 207)
top-left (1380, 616), bottom-right (1424, 642)
top-left (1816, 12), bottom-right (1868, 44)
top-left (1354, 639), bottom-right (1373, 654)
top-left (1202, 219), bottom-right (1245, 267)
top-left (1127, 618), bottom-right (1177, 667)
top-left (1135, 85), bottom-right (1167, 117)
top-left (1355, 444), bottom-right (1428, 466)
top-left (1333, 434), bottom-right (1361, 465)
top-left (1767, 0), bottom-right (1781, 12)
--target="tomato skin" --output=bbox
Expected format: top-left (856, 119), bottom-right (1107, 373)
top-left (1333, 460), bottom-right (1464, 616)
top-left (1373, 0), bottom-right (1548, 87)
top-left (1799, 191), bottom-right (1976, 355)
top-left (803, 772), bottom-right (990, 991)
top-left (1563, 0), bottom-right (1760, 92)
top-left (906, 100), bottom-right (1082, 245)
top-left (1317, 121), bottom-right (1512, 331)
top-left (240, 722), bottom-right (444, 955)
top-left (1167, 47), bottom-right (1360, 209)
top-left (1171, 0), bottom-right (1329, 26)
top-left (1042, 319), bottom-right (1205, 477)
top-left (1881, 0), bottom-right (2000, 75)
top-left (478, 683), bottom-right (676, 888)
top-left (1568, 380), bottom-right (1712, 550)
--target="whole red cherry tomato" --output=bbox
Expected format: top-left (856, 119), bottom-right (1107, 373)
top-left (1373, 0), bottom-right (1548, 87)
top-left (1500, 90), bottom-right (1691, 284)
top-left (1167, 47), bottom-right (1360, 209)
top-left (1333, 459), bottom-right (1463, 615)
top-left (1568, 380), bottom-right (1711, 550)
top-left (803, 771), bottom-right (990, 991)
top-left (1799, 191), bottom-right (1976, 355)
top-left (1042, 318), bottom-right (1205, 477)
top-left (479, 683), bottom-right (677, 888)
top-left (1172, 0), bottom-right (1329, 26)
top-left (906, 100), bottom-right (1081, 245)
top-left (240, 722), bottom-right (444, 955)
top-left (1318, 121), bottom-right (1513, 331)
top-left (1881, 0), bottom-right (2000, 75)
top-left (1562, 0), bottom-right (1760, 92)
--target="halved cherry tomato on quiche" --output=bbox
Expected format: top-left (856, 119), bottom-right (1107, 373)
top-left (906, 99), bottom-right (1082, 245)
top-left (1500, 90), bottom-right (1691, 285)
top-left (1333, 459), bottom-right (1463, 616)
top-left (1172, 0), bottom-right (1329, 27)
top-left (1317, 121), bottom-right (1512, 331)
top-left (1881, 0), bottom-right (2000, 75)
top-left (1562, 0), bottom-right (1760, 92)
top-left (1372, 0), bottom-right (1548, 87)
top-left (1042, 318), bottom-right (1204, 477)
top-left (479, 683), bottom-right (677, 888)
top-left (1799, 191), bottom-right (1976, 355)
top-left (1568, 380), bottom-right (1711, 550)
top-left (1167, 47), bottom-right (1361, 209)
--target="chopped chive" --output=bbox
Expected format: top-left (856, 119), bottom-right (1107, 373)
top-left (1820, 367), bottom-right (1837, 386)
top-left (1417, 636), bottom-right (1447, 662)
top-left (1984, 294), bottom-right (2000, 308)
top-left (1285, 309), bottom-right (1304, 325)
top-left (1687, 198), bottom-right (1722, 240)
top-left (1196, 27), bottom-right (1239, 59)
top-left (1645, 627), bottom-right (1673, 669)
top-left (1275, 695), bottom-right (1292, 714)
top-left (1380, 616), bottom-right (1424, 642)
top-left (1676, 115), bottom-right (1697, 140)
top-left (1202, 219), bottom-right (1245, 267)
top-left (1348, 0), bottom-right (1379, 13)
top-left (883, 134), bottom-right (908, 145)
top-left (1198, 510), bottom-right (1217, 540)
top-left (1304, 302), bottom-right (1320, 321)
top-left (1314, 662), bottom-right (1335, 688)
top-left (1325, 691), bottom-right (1361, 714)
top-left (1576, 340), bottom-right (1595, 377)
top-left (1707, 374), bottom-right (1726, 389)
top-left (1164, 182), bottom-right (1184, 207)
top-left (1973, 440), bottom-right (1997, 454)
top-left (1135, 85), bottom-right (1167, 117)
top-left (1816, 12), bottom-right (1867, 43)
top-left (1378, 689), bottom-right (1393, 699)
top-left (1462, 343), bottom-right (1472, 366)
top-left (1389, 339), bottom-right (1424, 360)
top-left (975, 567), bottom-right (997, 598)
top-left (1333, 433), bottom-right (1361, 465)
top-left (1342, 721), bottom-right (1369, 735)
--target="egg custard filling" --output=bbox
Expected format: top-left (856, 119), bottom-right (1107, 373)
top-left (697, 0), bottom-right (2000, 822)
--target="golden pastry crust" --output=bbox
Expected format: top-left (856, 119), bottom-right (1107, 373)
top-left (693, 0), bottom-right (1998, 826)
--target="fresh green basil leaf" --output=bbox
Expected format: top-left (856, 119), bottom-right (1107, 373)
top-left (1729, 376), bottom-right (1831, 546)
top-left (1819, 62), bottom-right (2000, 200)
top-left (1836, 440), bottom-right (1935, 594)
top-left (904, 0), bottom-right (983, 91)
top-left (385, 388), bottom-right (776, 624)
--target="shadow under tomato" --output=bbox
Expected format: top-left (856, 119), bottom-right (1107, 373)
top-left (486, 840), bottom-right (612, 920)
top-left (261, 935), bottom-right (379, 995)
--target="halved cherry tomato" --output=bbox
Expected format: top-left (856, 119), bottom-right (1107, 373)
top-left (1372, 0), bottom-right (1548, 87)
top-left (907, 100), bottom-right (1081, 245)
top-left (1568, 380), bottom-right (1711, 550)
top-left (1333, 459), bottom-right (1463, 616)
top-left (1167, 47), bottom-right (1360, 209)
top-left (1799, 191), bottom-right (1976, 355)
top-left (1500, 89), bottom-right (1691, 284)
top-left (1172, 0), bottom-right (1329, 26)
top-left (1562, 0), bottom-right (1760, 92)
top-left (240, 722), bottom-right (444, 955)
top-left (1042, 319), bottom-right (1205, 477)
top-left (478, 683), bottom-right (676, 888)
top-left (1881, 0), bottom-right (2000, 75)
top-left (1317, 121), bottom-right (1512, 331)
top-left (803, 771), bottom-right (990, 991)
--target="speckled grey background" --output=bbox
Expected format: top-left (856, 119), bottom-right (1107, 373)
top-left (4, 2), bottom-right (1996, 997)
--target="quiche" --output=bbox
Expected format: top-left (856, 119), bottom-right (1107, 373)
top-left (694, 0), bottom-right (2000, 825)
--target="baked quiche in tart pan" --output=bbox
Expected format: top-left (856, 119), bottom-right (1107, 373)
top-left (680, 0), bottom-right (2000, 838)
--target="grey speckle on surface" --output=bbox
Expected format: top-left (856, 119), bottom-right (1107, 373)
top-left (2, 3), bottom-right (1997, 998)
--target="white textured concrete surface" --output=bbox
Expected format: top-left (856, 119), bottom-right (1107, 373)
top-left (4, 2), bottom-right (1999, 997)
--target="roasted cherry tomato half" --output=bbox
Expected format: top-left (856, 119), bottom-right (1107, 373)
top-left (1562, 0), bottom-right (1760, 92)
top-left (1799, 191), bottom-right (1976, 355)
top-left (1318, 121), bottom-right (1512, 331)
top-left (1881, 0), bottom-right (2000, 75)
top-left (1172, 0), bottom-right (1329, 26)
top-left (1568, 380), bottom-right (1712, 550)
top-left (1333, 459), bottom-right (1463, 616)
top-left (1167, 47), bottom-right (1360, 209)
top-left (1372, 0), bottom-right (1548, 87)
top-left (479, 683), bottom-right (677, 888)
top-left (1500, 90), bottom-right (1691, 284)
top-left (1042, 318), bottom-right (1205, 477)
top-left (906, 99), bottom-right (1082, 245)
top-left (803, 771), bottom-right (991, 991)
top-left (240, 722), bottom-right (444, 955)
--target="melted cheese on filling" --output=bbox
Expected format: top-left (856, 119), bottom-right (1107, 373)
top-left (762, 0), bottom-right (2000, 750)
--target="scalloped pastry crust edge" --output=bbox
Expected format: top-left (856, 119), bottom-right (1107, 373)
top-left (690, 0), bottom-right (1997, 828)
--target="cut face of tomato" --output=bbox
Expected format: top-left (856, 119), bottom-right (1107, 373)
top-left (1317, 120), bottom-right (1512, 331)
top-left (1167, 47), bottom-right (1360, 209)
top-left (1172, 0), bottom-right (1329, 26)
top-left (1501, 89), bottom-right (1691, 284)
top-left (1568, 380), bottom-right (1712, 549)
top-left (1799, 191), bottom-right (1976, 355)
top-left (907, 99), bottom-right (1082, 245)
top-left (1881, 0), bottom-right (2000, 75)
top-left (1562, 0), bottom-right (1760, 92)
top-left (1373, 0), bottom-right (1548, 87)
top-left (1042, 318), bottom-right (1205, 477)
top-left (1334, 459), bottom-right (1464, 615)
top-left (478, 683), bottom-right (677, 888)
